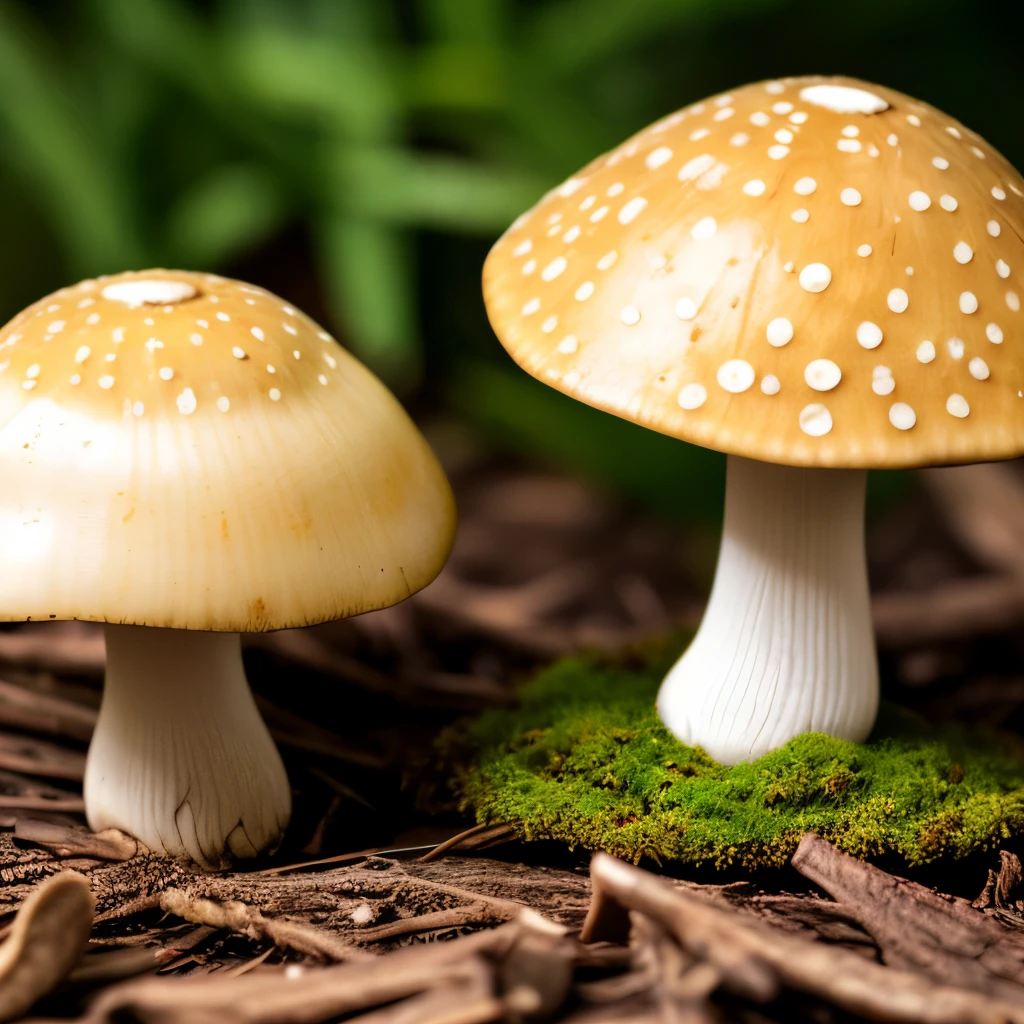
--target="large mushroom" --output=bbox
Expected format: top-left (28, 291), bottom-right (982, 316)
top-left (483, 76), bottom-right (1024, 764)
top-left (0, 271), bottom-right (455, 865)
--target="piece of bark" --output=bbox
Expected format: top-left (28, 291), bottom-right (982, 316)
top-left (792, 833), bottom-right (1024, 1001)
top-left (0, 678), bottom-right (97, 743)
top-left (14, 821), bottom-right (142, 861)
top-left (418, 823), bottom-right (515, 863)
top-left (589, 852), bottom-right (1024, 1024)
top-left (974, 850), bottom-right (1024, 911)
top-left (0, 871), bottom-right (95, 1021)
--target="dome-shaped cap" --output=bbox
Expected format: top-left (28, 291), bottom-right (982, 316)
top-left (483, 76), bottom-right (1024, 468)
top-left (0, 270), bottom-right (455, 630)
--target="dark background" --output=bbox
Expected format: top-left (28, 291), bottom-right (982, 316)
top-left (2, 0), bottom-right (1019, 524)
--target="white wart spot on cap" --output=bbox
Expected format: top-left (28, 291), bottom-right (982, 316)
top-left (946, 394), bottom-right (970, 418)
top-left (799, 403), bottom-right (832, 437)
top-left (798, 263), bottom-right (832, 293)
top-left (969, 356), bottom-right (990, 380)
top-left (916, 340), bottom-right (936, 362)
top-left (766, 318), bottom-right (793, 347)
top-left (102, 279), bottom-right (197, 306)
top-left (953, 242), bottom-right (973, 264)
top-left (794, 177), bottom-right (817, 196)
top-left (176, 388), bottom-right (197, 415)
top-left (840, 188), bottom-right (861, 206)
top-left (557, 335), bottom-right (579, 354)
top-left (960, 291), bottom-right (979, 314)
top-left (675, 297), bottom-right (698, 320)
top-left (618, 197), bottom-right (648, 225)
top-left (887, 289), bottom-right (909, 313)
top-left (889, 402), bottom-right (916, 430)
top-left (691, 217), bottom-right (717, 241)
top-left (799, 84), bottom-right (889, 114)
top-left (908, 191), bottom-right (931, 212)
top-left (717, 359), bottom-right (755, 393)
top-left (761, 374), bottom-right (780, 395)
top-left (677, 383), bottom-right (707, 410)
top-left (742, 179), bottom-right (766, 196)
top-left (857, 322), bottom-right (883, 349)
top-left (805, 359), bottom-right (842, 391)
top-left (987, 323), bottom-right (1004, 344)
top-left (948, 337), bottom-right (965, 360)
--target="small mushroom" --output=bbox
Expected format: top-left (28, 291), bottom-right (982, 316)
top-left (0, 271), bottom-right (455, 864)
top-left (483, 76), bottom-right (1024, 763)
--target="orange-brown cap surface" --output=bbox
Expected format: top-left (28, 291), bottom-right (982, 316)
top-left (483, 76), bottom-right (1024, 468)
top-left (0, 271), bottom-right (455, 630)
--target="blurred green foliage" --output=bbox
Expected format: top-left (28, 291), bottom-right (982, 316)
top-left (0, 0), bottom-right (1017, 516)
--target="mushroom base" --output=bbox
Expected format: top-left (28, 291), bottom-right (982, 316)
top-left (657, 456), bottom-right (878, 764)
top-left (84, 625), bottom-right (291, 868)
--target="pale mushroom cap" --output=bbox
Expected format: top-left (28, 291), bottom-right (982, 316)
top-left (483, 76), bottom-right (1024, 468)
top-left (0, 270), bottom-right (455, 629)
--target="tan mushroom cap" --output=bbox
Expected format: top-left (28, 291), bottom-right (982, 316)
top-left (0, 270), bottom-right (455, 630)
top-left (484, 76), bottom-right (1024, 468)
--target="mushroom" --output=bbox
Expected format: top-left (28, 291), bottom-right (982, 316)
top-left (482, 76), bottom-right (1024, 764)
top-left (0, 271), bottom-right (455, 865)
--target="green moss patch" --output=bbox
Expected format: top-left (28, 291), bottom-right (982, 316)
top-left (439, 656), bottom-right (1024, 869)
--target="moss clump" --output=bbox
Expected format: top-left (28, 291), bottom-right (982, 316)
top-left (440, 657), bottom-right (1024, 868)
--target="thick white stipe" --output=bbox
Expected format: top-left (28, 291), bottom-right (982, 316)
top-left (657, 456), bottom-right (878, 764)
top-left (84, 625), bottom-right (291, 867)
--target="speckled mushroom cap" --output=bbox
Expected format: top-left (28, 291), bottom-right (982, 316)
top-left (0, 270), bottom-right (456, 630)
top-left (483, 75), bottom-right (1024, 468)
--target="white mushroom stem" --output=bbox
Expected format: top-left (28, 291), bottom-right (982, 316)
top-left (657, 455), bottom-right (878, 764)
top-left (83, 625), bottom-right (291, 867)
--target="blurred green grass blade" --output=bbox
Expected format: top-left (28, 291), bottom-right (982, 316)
top-left (419, 0), bottom-right (510, 43)
top-left (332, 145), bottom-right (547, 232)
top-left (448, 361), bottom-right (725, 522)
top-left (405, 44), bottom-right (508, 111)
top-left (317, 215), bottom-right (420, 387)
top-left (225, 30), bottom-right (400, 139)
top-left (166, 164), bottom-right (289, 268)
top-left (0, 1), bottom-right (142, 272)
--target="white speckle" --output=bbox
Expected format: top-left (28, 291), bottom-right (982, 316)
top-left (908, 191), bottom-right (931, 212)
top-left (112, 327), bottom-right (124, 343)
top-left (784, 262), bottom-right (794, 273)
top-left (841, 125), bottom-right (860, 138)
top-left (988, 220), bottom-right (1001, 237)
top-left (794, 177), bottom-right (817, 196)
top-left (556, 177), bottom-right (585, 197)
top-left (589, 206), bottom-right (609, 223)
top-left (69, 374), bottom-right (80, 385)
top-left (691, 216), bottom-right (717, 241)
top-left (75, 346), bottom-right (91, 363)
top-left (713, 107), bottom-right (734, 122)
top-left (799, 403), bottom-right (833, 437)
top-left (766, 318), bottom-right (794, 347)
top-left (837, 139), bottom-right (861, 153)
top-left (318, 374), bottom-right (328, 385)
top-left (761, 374), bottom-right (781, 395)
top-left (556, 334), bottom-right (579, 354)
top-left (857, 244), bottom-right (872, 257)
top-left (889, 402), bottom-right (916, 430)
top-left (47, 320), bottom-right (66, 334)
top-left (607, 182), bottom-right (624, 197)
top-left (805, 359), bottom-right (842, 391)
top-left (105, 353), bottom-right (116, 363)
top-left (144, 337), bottom-right (163, 352)
top-left (765, 81), bottom-right (785, 95)
top-left (792, 208), bottom-right (809, 223)
top-left (959, 291), bottom-right (979, 314)
top-left (522, 298), bottom-right (541, 315)
top-left (872, 369), bottom-right (895, 396)
top-left (541, 257), bottom-right (567, 281)
top-left (678, 383), bottom-right (707, 410)
top-left (618, 197), bottom-right (648, 225)
top-left (916, 340), bottom-right (936, 363)
top-left (798, 263), bottom-right (832, 293)
top-left (743, 179), bottom-right (766, 196)
top-left (579, 196), bottom-right (595, 211)
top-left (513, 239), bottom-right (532, 256)
top-left (887, 133), bottom-right (898, 146)
top-left (888, 288), bottom-right (909, 313)
top-left (21, 380), bottom-right (35, 391)
top-left (675, 297), bottom-right (698, 321)
top-left (972, 146), bottom-right (986, 159)
top-left (323, 353), bottom-right (337, 369)
top-left (250, 326), bottom-right (265, 341)
top-left (85, 313), bottom-right (100, 326)
top-left (717, 359), bottom-right (755, 393)
top-left (840, 188), bottom-right (862, 206)
top-left (216, 396), bottom-right (230, 413)
top-left (232, 346), bottom-right (247, 360)
top-left (216, 312), bottom-right (231, 322)
top-left (102, 279), bottom-right (197, 306)
top-left (678, 154), bottom-right (716, 182)
top-left (575, 281), bottom-right (595, 301)
top-left (283, 323), bottom-right (298, 336)
top-left (857, 322), bottom-right (883, 349)
top-left (78, 297), bottom-right (95, 308)
top-left (293, 350), bottom-right (301, 359)
top-left (547, 212), bottom-right (563, 225)
top-left (1009, 291), bottom-right (1021, 312)
top-left (522, 259), bottom-right (536, 275)
top-left (790, 111), bottom-right (808, 124)
top-left (98, 375), bottom-right (115, 390)
top-left (946, 126), bottom-right (962, 139)
top-left (750, 111), bottom-right (771, 126)
top-left (771, 101), bottom-right (794, 115)
top-left (932, 156), bottom-right (950, 170)
top-left (987, 323), bottom-right (1003, 344)
top-left (969, 357), bottom-right (990, 380)
top-left (946, 394), bottom-right (970, 418)
top-left (197, 319), bottom-right (209, 328)
top-left (176, 388), bottom-right (197, 415)
top-left (906, 114), bottom-right (921, 127)
top-left (25, 363), bottom-right (40, 379)
top-left (597, 251), bottom-right (617, 270)
top-left (541, 316), bottom-right (558, 334)
top-left (774, 128), bottom-right (794, 144)
top-left (996, 259), bottom-right (1010, 279)
top-left (730, 133), bottom-right (750, 148)
top-left (767, 144), bottom-right (790, 160)
top-left (689, 128), bottom-right (709, 142)
top-left (269, 388), bottom-right (281, 401)
top-left (953, 241), bottom-right (973, 264)
top-left (620, 305), bottom-right (641, 326)
top-left (645, 146), bottom-right (673, 170)
top-left (992, 186), bottom-right (1007, 200)
top-left (563, 225), bottom-right (581, 243)
top-left (939, 194), bottom-right (958, 211)
top-left (157, 367), bottom-right (173, 381)
top-left (906, 266), bottom-right (914, 276)
top-left (947, 337), bottom-right (965, 360)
